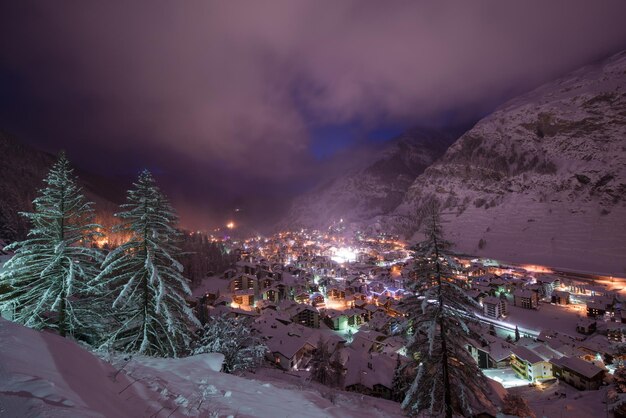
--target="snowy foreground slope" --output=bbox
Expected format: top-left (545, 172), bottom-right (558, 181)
top-left (389, 50), bottom-right (626, 276)
top-left (0, 318), bottom-right (403, 418)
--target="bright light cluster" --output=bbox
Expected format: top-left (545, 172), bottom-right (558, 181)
top-left (331, 247), bottom-right (358, 264)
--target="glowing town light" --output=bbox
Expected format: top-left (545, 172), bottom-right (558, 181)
top-left (331, 247), bottom-right (358, 264)
top-left (226, 221), bottom-right (235, 230)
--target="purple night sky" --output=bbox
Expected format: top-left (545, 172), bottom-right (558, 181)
top-left (2, 1), bottom-right (626, 230)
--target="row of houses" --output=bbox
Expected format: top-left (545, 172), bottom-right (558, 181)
top-left (468, 329), bottom-right (608, 391)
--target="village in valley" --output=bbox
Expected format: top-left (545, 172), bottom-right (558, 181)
top-left (189, 222), bottom-right (626, 414)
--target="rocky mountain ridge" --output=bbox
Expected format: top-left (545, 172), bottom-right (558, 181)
top-left (385, 50), bottom-right (626, 275)
top-left (281, 127), bottom-right (456, 230)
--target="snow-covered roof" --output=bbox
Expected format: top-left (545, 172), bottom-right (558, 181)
top-left (343, 350), bottom-right (397, 390)
top-left (513, 289), bottom-right (536, 298)
top-left (482, 335), bottom-right (514, 362)
top-left (192, 276), bottom-right (229, 298)
top-left (511, 346), bottom-right (544, 364)
top-left (550, 356), bottom-right (604, 379)
top-left (482, 296), bottom-right (503, 305)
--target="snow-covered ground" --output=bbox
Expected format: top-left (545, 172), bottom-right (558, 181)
top-left (0, 318), bottom-right (151, 418)
top-left (504, 302), bottom-right (585, 337)
top-left (0, 318), bottom-right (404, 417)
top-left (482, 368), bottom-right (529, 389)
top-left (510, 378), bottom-right (610, 418)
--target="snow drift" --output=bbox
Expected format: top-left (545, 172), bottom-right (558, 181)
top-left (0, 318), bottom-right (404, 417)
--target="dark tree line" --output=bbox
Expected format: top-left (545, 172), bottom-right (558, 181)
top-left (179, 232), bottom-right (238, 287)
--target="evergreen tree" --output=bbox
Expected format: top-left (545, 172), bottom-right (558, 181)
top-left (309, 338), bottom-right (343, 387)
top-left (331, 348), bottom-right (344, 388)
top-left (392, 353), bottom-right (411, 402)
top-left (615, 365), bottom-right (626, 394)
top-left (193, 314), bottom-right (266, 373)
top-left (93, 170), bottom-right (199, 357)
top-left (0, 153), bottom-right (103, 337)
top-left (515, 325), bottom-right (521, 342)
top-left (402, 202), bottom-right (495, 417)
top-left (501, 393), bottom-right (535, 418)
top-left (346, 328), bottom-right (355, 343)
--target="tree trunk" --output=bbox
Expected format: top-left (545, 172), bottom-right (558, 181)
top-left (434, 233), bottom-right (452, 418)
top-left (58, 183), bottom-right (67, 337)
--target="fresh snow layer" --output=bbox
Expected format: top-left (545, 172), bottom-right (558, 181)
top-left (0, 318), bottom-right (151, 418)
top-left (0, 318), bottom-right (404, 417)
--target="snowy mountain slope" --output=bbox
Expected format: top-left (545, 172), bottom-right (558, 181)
top-left (389, 50), bottom-right (626, 275)
top-left (0, 132), bottom-right (120, 242)
top-left (282, 128), bottom-right (455, 230)
top-left (0, 318), bottom-right (404, 418)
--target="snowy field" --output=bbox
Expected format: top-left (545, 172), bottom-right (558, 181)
top-left (482, 368), bottom-right (530, 389)
top-left (0, 318), bottom-right (403, 418)
top-left (445, 199), bottom-right (626, 277)
top-left (503, 301), bottom-right (586, 337)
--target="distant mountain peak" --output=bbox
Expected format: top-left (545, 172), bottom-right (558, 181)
top-left (279, 127), bottom-right (457, 230)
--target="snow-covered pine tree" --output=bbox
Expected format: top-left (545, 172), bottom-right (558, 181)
top-left (391, 353), bottom-right (411, 402)
top-left (193, 314), bottom-right (266, 373)
top-left (0, 152), bottom-right (103, 338)
top-left (93, 170), bottom-right (199, 357)
top-left (401, 201), bottom-right (495, 418)
top-left (501, 393), bottom-right (535, 418)
top-left (309, 338), bottom-right (343, 387)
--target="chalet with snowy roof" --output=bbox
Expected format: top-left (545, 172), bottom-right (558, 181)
top-left (294, 292), bottom-right (310, 304)
top-left (193, 276), bottom-right (227, 303)
top-left (345, 308), bottom-right (365, 327)
top-left (209, 304), bottom-right (259, 320)
top-left (310, 293), bottom-right (325, 307)
top-left (324, 309), bottom-right (349, 331)
top-left (586, 300), bottom-right (607, 318)
top-left (344, 350), bottom-right (399, 400)
top-left (487, 277), bottom-right (510, 294)
top-left (232, 289), bottom-right (255, 307)
top-left (510, 345), bottom-right (558, 382)
top-left (229, 273), bottom-right (257, 294)
top-left (466, 289), bottom-right (487, 304)
top-left (468, 335), bottom-right (513, 369)
top-left (468, 264), bottom-right (487, 277)
top-left (513, 289), bottom-right (539, 310)
top-left (387, 300), bottom-right (409, 318)
top-left (482, 296), bottom-right (507, 319)
top-left (260, 285), bottom-right (281, 304)
top-left (550, 356), bottom-right (605, 390)
top-left (380, 335), bottom-right (405, 356)
top-left (537, 275), bottom-right (561, 292)
top-left (327, 287), bottom-right (346, 300)
top-left (607, 321), bottom-right (626, 342)
top-left (286, 304), bottom-right (320, 328)
top-left (235, 260), bottom-right (258, 276)
top-left (350, 330), bottom-right (386, 353)
top-left (265, 333), bottom-right (316, 371)
top-left (551, 290), bottom-right (570, 305)
top-left (364, 310), bottom-right (393, 334)
top-left (576, 318), bottom-right (597, 335)
top-left (472, 282), bottom-right (493, 297)
top-left (577, 335), bottom-right (614, 361)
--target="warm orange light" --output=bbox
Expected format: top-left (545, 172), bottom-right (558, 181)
top-left (226, 221), bottom-right (235, 230)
